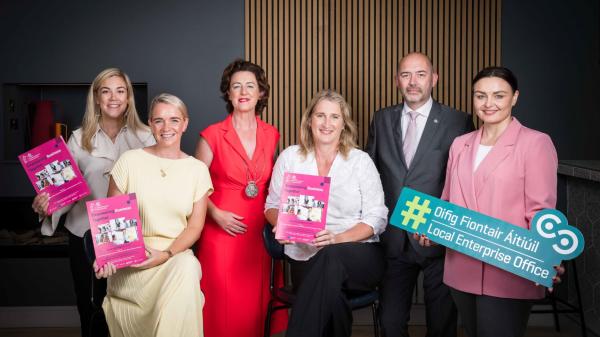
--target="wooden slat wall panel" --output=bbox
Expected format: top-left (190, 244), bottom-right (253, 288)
top-left (246, 0), bottom-right (501, 149)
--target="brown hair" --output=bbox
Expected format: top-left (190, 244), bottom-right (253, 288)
top-left (473, 66), bottom-right (519, 93)
top-left (220, 59), bottom-right (270, 115)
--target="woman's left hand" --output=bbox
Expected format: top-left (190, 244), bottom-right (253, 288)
top-left (412, 233), bottom-right (436, 247)
top-left (94, 260), bottom-right (117, 279)
top-left (131, 247), bottom-right (169, 269)
top-left (314, 229), bottom-right (337, 247)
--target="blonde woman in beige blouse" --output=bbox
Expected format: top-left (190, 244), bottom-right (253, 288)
top-left (31, 68), bottom-right (154, 337)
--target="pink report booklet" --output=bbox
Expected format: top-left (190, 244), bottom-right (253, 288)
top-left (18, 136), bottom-right (90, 214)
top-left (275, 172), bottom-right (331, 243)
top-left (86, 193), bottom-right (146, 269)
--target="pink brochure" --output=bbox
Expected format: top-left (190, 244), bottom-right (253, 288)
top-left (18, 136), bottom-right (90, 214)
top-left (275, 172), bottom-right (331, 243)
top-left (86, 193), bottom-right (146, 269)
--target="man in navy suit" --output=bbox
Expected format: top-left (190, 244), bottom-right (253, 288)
top-left (366, 52), bottom-right (473, 337)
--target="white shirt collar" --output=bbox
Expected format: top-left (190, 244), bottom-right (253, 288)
top-left (94, 124), bottom-right (128, 138)
top-left (402, 96), bottom-right (433, 118)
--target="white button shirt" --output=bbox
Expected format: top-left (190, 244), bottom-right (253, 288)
top-left (41, 126), bottom-right (155, 237)
top-left (401, 96), bottom-right (433, 145)
top-left (265, 145), bottom-right (388, 261)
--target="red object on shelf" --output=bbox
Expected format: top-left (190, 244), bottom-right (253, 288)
top-left (30, 101), bottom-right (55, 147)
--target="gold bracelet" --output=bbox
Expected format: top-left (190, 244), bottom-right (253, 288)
top-left (164, 249), bottom-right (174, 259)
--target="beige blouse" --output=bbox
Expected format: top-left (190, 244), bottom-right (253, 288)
top-left (41, 125), bottom-right (155, 237)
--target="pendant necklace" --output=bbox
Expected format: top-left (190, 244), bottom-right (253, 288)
top-left (245, 171), bottom-right (260, 198)
top-left (243, 158), bottom-right (264, 198)
top-left (155, 153), bottom-right (178, 178)
top-left (245, 177), bottom-right (259, 198)
top-left (233, 117), bottom-right (263, 198)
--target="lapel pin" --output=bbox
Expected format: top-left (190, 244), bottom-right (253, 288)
top-left (434, 119), bottom-right (438, 123)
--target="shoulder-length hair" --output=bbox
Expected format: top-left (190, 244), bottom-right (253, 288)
top-left (298, 90), bottom-right (358, 158)
top-left (80, 68), bottom-right (147, 152)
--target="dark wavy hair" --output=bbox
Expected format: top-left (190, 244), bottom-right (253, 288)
top-left (472, 66), bottom-right (519, 93)
top-left (220, 59), bottom-right (270, 115)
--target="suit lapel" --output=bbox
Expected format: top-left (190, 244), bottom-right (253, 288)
top-left (457, 130), bottom-right (479, 211)
top-left (409, 101), bottom-right (442, 169)
top-left (473, 118), bottom-right (522, 198)
top-left (392, 104), bottom-right (407, 168)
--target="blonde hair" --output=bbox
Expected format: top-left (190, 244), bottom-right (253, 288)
top-left (299, 90), bottom-right (358, 158)
top-left (149, 93), bottom-right (188, 120)
top-left (81, 68), bottom-right (147, 152)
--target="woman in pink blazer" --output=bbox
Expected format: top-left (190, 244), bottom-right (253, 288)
top-left (439, 67), bottom-right (558, 337)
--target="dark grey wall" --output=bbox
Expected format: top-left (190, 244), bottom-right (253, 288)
top-left (0, 0), bottom-right (244, 197)
top-left (502, 0), bottom-right (600, 160)
top-left (0, 0), bottom-right (244, 154)
top-left (2, 0), bottom-right (598, 198)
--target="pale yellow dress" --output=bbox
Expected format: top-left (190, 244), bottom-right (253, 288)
top-left (103, 149), bottom-right (213, 337)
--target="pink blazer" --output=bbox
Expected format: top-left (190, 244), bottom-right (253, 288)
top-left (441, 118), bottom-right (557, 299)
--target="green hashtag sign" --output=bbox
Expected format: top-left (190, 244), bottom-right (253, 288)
top-left (400, 196), bottom-right (432, 230)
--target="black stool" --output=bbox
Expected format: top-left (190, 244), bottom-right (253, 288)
top-left (530, 259), bottom-right (586, 337)
top-left (82, 229), bottom-right (109, 337)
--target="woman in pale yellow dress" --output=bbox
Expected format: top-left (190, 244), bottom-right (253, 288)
top-left (95, 93), bottom-right (212, 337)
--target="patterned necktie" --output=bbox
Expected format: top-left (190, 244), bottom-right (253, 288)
top-left (403, 110), bottom-right (419, 168)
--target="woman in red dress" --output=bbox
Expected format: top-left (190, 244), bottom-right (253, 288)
top-left (195, 59), bottom-right (287, 337)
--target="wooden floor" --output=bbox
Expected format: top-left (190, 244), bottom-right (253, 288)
top-left (0, 325), bottom-right (587, 337)
top-left (350, 325), bottom-right (585, 337)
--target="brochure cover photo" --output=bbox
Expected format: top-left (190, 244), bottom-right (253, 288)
top-left (18, 136), bottom-right (90, 214)
top-left (275, 172), bottom-right (331, 243)
top-left (86, 193), bottom-right (146, 269)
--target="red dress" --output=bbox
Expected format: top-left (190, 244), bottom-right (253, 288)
top-left (197, 115), bottom-right (287, 337)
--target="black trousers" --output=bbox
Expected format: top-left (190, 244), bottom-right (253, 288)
top-left (450, 288), bottom-right (532, 337)
top-left (380, 244), bottom-right (457, 337)
top-left (68, 232), bottom-right (108, 337)
top-left (286, 242), bottom-right (385, 337)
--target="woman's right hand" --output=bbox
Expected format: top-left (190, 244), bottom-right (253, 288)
top-left (94, 260), bottom-right (117, 279)
top-left (212, 207), bottom-right (247, 236)
top-left (32, 193), bottom-right (50, 218)
top-left (271, 225), bottom-right (293, 245)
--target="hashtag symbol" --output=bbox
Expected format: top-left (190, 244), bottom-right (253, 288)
top-left (400, 196), bottom-right (432, 230)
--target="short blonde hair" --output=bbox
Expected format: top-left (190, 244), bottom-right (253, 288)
top-left (149, 93), bottom-right (189, 120)
top-left (299, 90), bottom-right (357, 158)
top-left (81, 68), bottom-right (147, 152)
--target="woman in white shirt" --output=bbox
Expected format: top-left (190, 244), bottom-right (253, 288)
top-left (31, 68), bottom-right (155, 337)
top-left (265, 89), bottom-right (388, 337)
